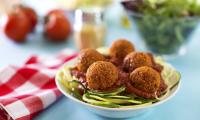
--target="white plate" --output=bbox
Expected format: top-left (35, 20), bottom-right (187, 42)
top-left (55, 57), bottom-right (181, 118)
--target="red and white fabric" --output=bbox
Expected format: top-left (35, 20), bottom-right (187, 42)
top-left (0, 49), bottom-right (77, 120)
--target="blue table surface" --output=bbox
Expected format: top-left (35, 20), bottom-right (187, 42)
top-left (1, 2), bottom-right (200, 120)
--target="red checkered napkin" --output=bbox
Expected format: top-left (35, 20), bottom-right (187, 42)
top-left (0, 49), bottom-right (77, 120)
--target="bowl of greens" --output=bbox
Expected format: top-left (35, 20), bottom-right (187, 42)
top-left (121, 0), bottom-right (200, 57)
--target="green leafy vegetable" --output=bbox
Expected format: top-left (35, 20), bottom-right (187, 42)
top-left (122, 0), bottom-right (200, 55)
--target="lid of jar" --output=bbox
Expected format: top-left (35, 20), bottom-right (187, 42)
top-left (74, 8), bottom-right (104, 23)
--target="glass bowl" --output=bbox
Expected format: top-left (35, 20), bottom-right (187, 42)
top-left (121, 2), bottom-right (200, 58)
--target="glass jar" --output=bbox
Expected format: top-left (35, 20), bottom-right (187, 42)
top-left (73, 9), bottom-right (106, 50)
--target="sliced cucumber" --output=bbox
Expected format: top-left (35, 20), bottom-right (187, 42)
top-left (83, 94), bottom-right (120, 108)
top-left (88, 94), bottom-right (142, 104)
top-left (88, 86), bottom-right (126, 96)
top-left (103, 95), bottom-right (133, 99)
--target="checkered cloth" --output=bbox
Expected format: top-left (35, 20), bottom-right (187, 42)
top-left (0, 49), bottom-right (77, 120)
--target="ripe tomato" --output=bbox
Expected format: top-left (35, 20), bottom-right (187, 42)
top-left (44, 11), bottom-right (71, 42)
top-left (15, 5), bottom-right (37, 32)
top-left (4, 11), bottom-right (31, 42)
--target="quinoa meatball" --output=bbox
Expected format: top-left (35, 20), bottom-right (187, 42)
top-left (123, 52), bottom-right (153, 72)
top-left (86, 61), bottom-right (118, 90)
top-left (129, 66), bottom-right (160, 93)
top-left (77, 48), bottom-right (105, 72)
top-left (110, 39), bottom-right (135, 62)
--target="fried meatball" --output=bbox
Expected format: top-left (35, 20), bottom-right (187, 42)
top-left (86, 61), bottom-right (118, 90)
top-left (110, 39), bottom-right (135, 62)
top-left (147, 53), bottom-right (164, 73)
top-left (129, 66), bottom-right (160, 93)
top-left (123, 52), bottom-right (153, 72)
top-left (77, 48), bottom-right (105, 72)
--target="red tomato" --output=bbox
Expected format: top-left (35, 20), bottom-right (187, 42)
top-left (44, 11), bottom-right (71, 42)
top-left (4, 11), bottom-right (31, 42)
top-left (15, 5), bottom-right (37, 32)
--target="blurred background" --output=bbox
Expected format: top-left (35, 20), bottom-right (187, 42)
top-left (0, 1), bottom-right (200, 120)
top-left (0, 0), bottom-right (200, 66)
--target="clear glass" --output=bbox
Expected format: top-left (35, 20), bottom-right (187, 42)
top-left (132, 14), bottom-right (199, 57)
top-left (73, 9), bottom-right (106, 50)
top-left (121, 0), bottom-right (200, 57)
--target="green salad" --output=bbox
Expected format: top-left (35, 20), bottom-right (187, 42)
top-left (57, 57), bottom-right (180, 108)
top-left (122, 0), bottom-right (200, 55)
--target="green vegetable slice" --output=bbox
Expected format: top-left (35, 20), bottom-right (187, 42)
top-left (88, 86), bottom-right (126, 96)
top-left (82, 94), bottom-right (120, 108)
top-left (103, 95), bottom-right (133, 99)
top-left (88, 94), bottom-right (142, 104)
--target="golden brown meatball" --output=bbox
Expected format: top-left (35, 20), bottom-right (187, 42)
top-left (147, 53), bottom-right (164, 73)
top-left (129, 66), bottom-right (160, 93)
top-left (77, 48), bottom-right (105, 72)
top-left (110, 39), bottom-right (135, 62)
top-left (86, 61), bottom-right (118, 90)
top-left (123, 52), bottom-right (153, 72)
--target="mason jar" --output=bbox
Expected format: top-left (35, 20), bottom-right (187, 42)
top-left (73, 9), bottom-right (106, 50)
